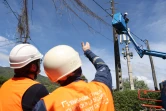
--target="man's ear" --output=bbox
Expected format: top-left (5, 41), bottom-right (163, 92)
top-left (30, 64), bottom-right (37, 72)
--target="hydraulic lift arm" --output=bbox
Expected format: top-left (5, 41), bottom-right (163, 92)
top-left (112, 12), bottom-right (166, 59)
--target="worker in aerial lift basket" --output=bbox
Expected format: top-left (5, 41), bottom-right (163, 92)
top-left (0, 44), bottom-right (49, 111)
top-left (33, 42), bottom-right (115, 111)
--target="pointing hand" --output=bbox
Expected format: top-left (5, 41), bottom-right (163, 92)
top-left (81, 42), bottom-right (90, 52)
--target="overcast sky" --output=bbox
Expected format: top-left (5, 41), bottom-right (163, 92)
top-left (0, 0), bottom-right (166, 89)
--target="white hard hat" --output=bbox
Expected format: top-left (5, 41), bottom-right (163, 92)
top-left (43, 45), bottom-right (82, 82)
top-left (124, 12), bottom-right (128, 15)
top-left (9, 44), bottom-right (43, 69)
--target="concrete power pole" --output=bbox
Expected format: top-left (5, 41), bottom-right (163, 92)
top-left (121, 34), bottom-right (135, 90)
top-left (125, 44), bottom-right (135, 90)
top-left (145, 40), bottom-right (158, 90)
top-left (111, 0), bottom-right (123, 91)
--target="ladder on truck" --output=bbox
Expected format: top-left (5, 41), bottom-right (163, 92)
top-left (138, 90), bottom-right (165, 111)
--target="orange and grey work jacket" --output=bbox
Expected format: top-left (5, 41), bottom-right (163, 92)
top-left (33, 50), bottom-right (114, 111)
top-left (0, 77), bottom-right (49, 111)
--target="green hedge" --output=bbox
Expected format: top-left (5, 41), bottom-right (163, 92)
top-left (0, 76), bottom-right (8, 87)
top-left (113, 90), bottom-right (161, 111)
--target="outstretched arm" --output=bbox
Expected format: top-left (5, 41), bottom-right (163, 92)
top-left (82, 42), bottom-right (112, 91)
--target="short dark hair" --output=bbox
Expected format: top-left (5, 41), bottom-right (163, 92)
top-left (14, 59), bottom-right (40, 77)
top-left (57, 67), bottom-right (82, 86)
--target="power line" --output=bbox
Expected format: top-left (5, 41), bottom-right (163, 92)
top-left (31, 0), bottom-right (34, 25)
top-left (49, 0), bottom-right (114, 42)
top-left (92, 0), bottom-right (146, 44)
top-left (29, 37), bottom-right (44, 54)
top-left (92, 0), bottom-right (112, 17)
top-left (130, 32), bottom-right (146, 43)
top-left (74, 0), bottom-right (111, 26)
top-left (62, 0), bottom-right (113, 42)
top-left (3, 0), bottom-right (19, 20)
top-left (32, 0), bottom-right (34, 10)
top-left (52, 0), bottom-right (58, 11)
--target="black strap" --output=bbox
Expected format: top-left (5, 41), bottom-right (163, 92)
top-left (21, 84), bottom-right (49, 111)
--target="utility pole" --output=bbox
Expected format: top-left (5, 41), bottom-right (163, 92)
top-left (125, 44), bottom-right (134, 90)
top-left (17, 0), bottom-right (29, 43)
top-left (111, 0), bottom-right (123, 91)
top-left (121, 34), bottom-right (135, 90)
top-left (145, 40), bottom-right (158, 90)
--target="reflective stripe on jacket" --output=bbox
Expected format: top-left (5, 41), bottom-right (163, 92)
top-left (0, 77), bottom-right (38, 111)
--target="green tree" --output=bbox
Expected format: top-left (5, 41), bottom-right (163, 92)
top-left (123, 77), bottom-right (149, 90)
top-left (0, 76), bottom-right (7, 87)
top-left (80, 74), bottom-right (88, 82)
top-left (113, 90), bottom-right (161, 111)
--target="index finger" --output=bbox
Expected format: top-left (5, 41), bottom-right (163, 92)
top-left (86, 42), bottom-right (89, 46)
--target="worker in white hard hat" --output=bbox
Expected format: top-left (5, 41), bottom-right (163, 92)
top-left (123, 12), bottom-right (129, 24)
top-left (0, 44), bottom-right (49, 111)
top-left (33, 42), bottom-right (115, 111)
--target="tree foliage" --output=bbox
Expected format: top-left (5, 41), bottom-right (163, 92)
top-left (80, 74), bottom-right (88, 82)
top-left (123, 77), bottom-right (149, 90)
top-left (0, 76), bottom-right (8, 87)
top-left (113, 90), bottom-right (161, 111)
top-left (36, 75), bottom-right (60, 92)
top-left (0, 66), bottom-right (59, 92)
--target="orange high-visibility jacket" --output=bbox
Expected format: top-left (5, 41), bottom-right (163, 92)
top-left (0, 77), bottom-right (38, 111)
top-left (42, 80), bottom-right (115, 111)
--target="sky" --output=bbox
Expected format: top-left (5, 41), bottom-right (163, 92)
top-left (0, 0), bottom-right (166, 89)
